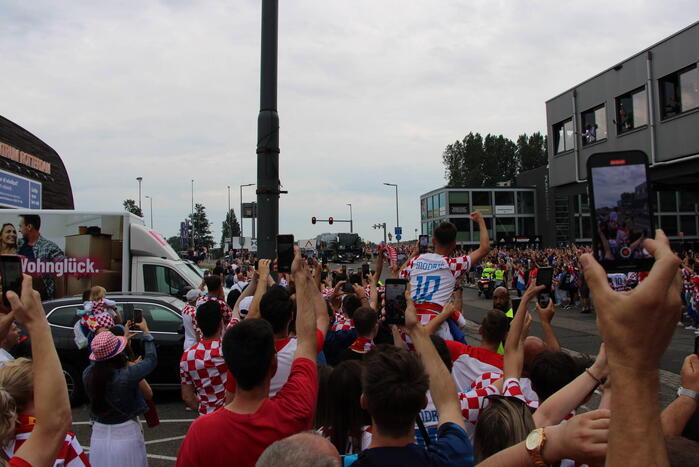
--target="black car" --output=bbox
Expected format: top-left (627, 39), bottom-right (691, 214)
top-left (43, 292), bottom-right (186, 405)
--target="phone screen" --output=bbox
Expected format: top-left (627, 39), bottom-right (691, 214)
top-left (276, 235), bottom-right (294, 273)
top-left (588, 151), bottom-right (653, 272)
top-left (384, 279), bottom-right (407, 325)
top-left (536, 267), bottom-right (553, 292)
top-left (133, 308), bottom-right (143, 324)
top-left (342, 282), bottom-right (355, 293)
top-left (419, 235), bottom-right (429, 254)
top-left (0, 255), bottom-right (22, 307)
top-left (362, 264), bottom-right (370, 276)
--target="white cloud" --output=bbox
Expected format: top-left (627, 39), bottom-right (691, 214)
top-left (0, 0), bottom-right (697, 244)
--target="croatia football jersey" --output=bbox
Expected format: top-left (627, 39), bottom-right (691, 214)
top-left (400, 253), bottom-right (472, 339)
top-left (180, 339), bottom-right (228, 415)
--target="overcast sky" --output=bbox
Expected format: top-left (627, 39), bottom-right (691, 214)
top-left (1, 1), bottom-right (697, 245)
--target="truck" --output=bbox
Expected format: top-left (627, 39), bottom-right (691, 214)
top-left (315, 232), bottom-right (363, 263)
top-left (2, 210), bottom-right (204, 300)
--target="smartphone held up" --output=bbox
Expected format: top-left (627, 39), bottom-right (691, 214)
top-left (384, 278), bottom-right (407, 325)
top-left (535, 267), bottom-right (553, 308)
top-left (276, 234), bottom-right (294, 273)
top-left (0, 255), bottom-right (22, 307)
top-left (587, 150), bottom-right (654, 273)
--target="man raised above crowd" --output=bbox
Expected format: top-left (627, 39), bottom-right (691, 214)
top-left (401, 213), bottom-right (490, 340)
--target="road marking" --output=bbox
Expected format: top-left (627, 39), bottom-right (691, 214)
top-left (82, 447), bottom-right (178, 462)
top-left (72, 418), bottom-right (196, 426)
top-left (145, 435), bottom-right (186, 445)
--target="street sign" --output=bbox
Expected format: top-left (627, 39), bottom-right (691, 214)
top-left (396, 234), bottom-right (402, 241)
top-left (242, 202), bottom-right (257, 218)
top-left (395, 226), bottom-right (402, 235)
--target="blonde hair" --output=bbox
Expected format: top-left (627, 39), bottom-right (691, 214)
top-left (0, 358), bottom-right (34, 451)
top-left (90, 286), bottom-right (107, 301)
top-left (474, 396), bottom-right (535, 462)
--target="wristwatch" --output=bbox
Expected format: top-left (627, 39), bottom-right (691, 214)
top-left (677, 386), bottom-right (699, 402)
top-left (525, 428), bottom-right (549, 467)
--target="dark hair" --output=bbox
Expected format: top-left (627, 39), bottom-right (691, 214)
top-left (362, 345), bottom-right (429, 438)
top-left (222, 319), bottom-right (275, 391)
top-left (82, 290), bottom-right (91, 302)
top-left (349, 273), bottom-right (362, 285)
top-left (204, 275), bottom-right (222, 293)
top-left (314, 365), bottom-right (334, 429)
top-left (20, 215), bottom-right (41, 231)
top-left (328, 360), bottom-right (370, 454)
top-left (342, 295), bottom-right (362, 320)
top-left (433, 222), bottom-right (457, 246)
top-left (529, 351), bottom-right (585, 401)
top-left (353, 307), bottom-right (377, 337)
top-left (260, 285), bottom-right (295, 334)
top-left (481, 310), bottom-right (509, 344)
top-left (87, 354), bottom-right (128, 416)
top-left (226, 285), bottom-right (244, 310)
top-left (196, 301), bottom-right (223, 338)
top-left (430, 335), bottom-right (452, 373)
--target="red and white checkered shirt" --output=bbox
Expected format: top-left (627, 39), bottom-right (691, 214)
top-left (182, 303), bottom-right (201, 339)
top-left (196, 295), bottom-right (233, 325)
top-left (5, 415), bottom-right (89, 466)
top-left (81, 298), bottom-right (116, 332)
top-left (331, 313), bottom-right (354, 332)
top-left (180, 339), bottom-right (228, 416)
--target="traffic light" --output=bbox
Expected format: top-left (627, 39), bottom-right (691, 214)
top-left (328, 217), bottom-right (334, 225)
top-left (311, 217), bottom-right (317, 224)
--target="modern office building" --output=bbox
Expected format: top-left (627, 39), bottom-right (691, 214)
top-left (0, 115), bottom-right (74, 209)
top-left (546, 21), bottom-right (699, 247)
top-left (420, 186), bottom-right (540, 248)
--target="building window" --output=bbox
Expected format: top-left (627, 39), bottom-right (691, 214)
top-left (658, 191), bottom-right (677, 212)
top-left (439, 192), bottom-right (447, 216)
top-left (517, 191), bottom-right (535, 214)
top-left (660, 64), bottom-right (699, 119)
top-left (680, 215), bottom-right (697, 237)
top-left (660, 215), bottom-right (678, 236)
top-left (553, 118), bottom-right (574, 154)
top-left (616, 87), bottom-right (647, 134)
top-left (679, 191), bottom-right (698, 212)
top-left (472, 191), bottom-right (491, 214)
top-left (518, 217), bottom-right (535, 236)
top-left (473, 217), bottom-right (492, 242)
top-left (449, 191), bottom-right (469, 204)
top-left (580, 104), bottom-right (607, 145)
top-left (421, 198), bottom-right (427, 219)
top-left (494, 191), bottom-right (514, 206)
top-left (554, 196), bottom-right (570, 244)
top-left (427, 196), bottom-right (434, 218)
top-left (495, 217), bottom-right (516, 240)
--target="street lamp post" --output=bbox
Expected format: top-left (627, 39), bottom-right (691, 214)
top-left (240, 183), bottom-right (255, 247)
top-left (383, 183), bottom-right (399, 236)
top-left (191, 179), bottom-right (195, 248)
top-left (136, 177), bottom-right (143, 209)
top-left (347, 203), bottom-right (353, 233)
top-left (145, 195), bottom-right (153, 229)
top-left (227, 185), bottom-right (231, 252)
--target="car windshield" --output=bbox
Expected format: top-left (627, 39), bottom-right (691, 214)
top-left (177, 262), bottom-right (204, 287)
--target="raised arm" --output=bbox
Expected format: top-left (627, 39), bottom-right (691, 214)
top-left (404, 291), bottom-right (465, 430)
top-left (292, 247), bottom-right (317, 362)
top-left (469, 210), bottom-right (491, 266)
top-left (661, 354), bottom-right (699, 436)
top-left (504, 285), bottom-right (542, 380)
top-left (232, 273), bottom-right (257, 317)
top-left (534, 297), bottom-right (560, 352)
top-left (581, 229), bottom-right (681, 467)
top-left (246, 259), bottom-right (271, 320)
top-left (10, 275), bottom-right (72, 467)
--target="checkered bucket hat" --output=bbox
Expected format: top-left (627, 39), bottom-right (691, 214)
top-left (89, 331), bottom-right (127, 361)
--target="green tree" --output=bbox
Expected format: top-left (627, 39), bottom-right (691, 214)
top-left (123, 199), bottom-right (143, 217)
top-left (517, 132), bottom-right (548, 171)
top-left (442, 132), bottom-right (487, 187)
top-left (167, 235), bottom-right (183, 252)
top-left (482, 134), bottom-right (518, 185)
top-left (189, 203), bottom-right (215, 249)
top-left (220, 209), bottom-right (241, 250)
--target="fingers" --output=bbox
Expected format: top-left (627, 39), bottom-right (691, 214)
top-left (580, 253), bottom-right (612, 297)
top-left (639, 230), bottom-right (681, 293)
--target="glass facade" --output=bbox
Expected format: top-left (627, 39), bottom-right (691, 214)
top-left (421, 188), bottom-right (537, 245)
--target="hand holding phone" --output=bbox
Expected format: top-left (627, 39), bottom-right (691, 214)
top-left (133, 308), bottom-right (143, 324)
top-left (384, 279), bottom-right (407, 325)
top-left (276, 235), bottom-right (294, 273)
top-left (0, 255), bottom-right (23, 308)
top-left (419, 235), bottom-right (429, 254)
top-left (535, 267), bottom-right (553, 308)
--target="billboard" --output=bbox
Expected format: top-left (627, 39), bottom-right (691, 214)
top-left (0, 212), bottom-right (127, 300)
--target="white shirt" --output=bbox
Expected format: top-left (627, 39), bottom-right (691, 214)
top-left (0, 349), bottom-right (14, 365)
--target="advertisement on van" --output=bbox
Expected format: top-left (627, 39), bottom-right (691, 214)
top-left (0, 212), bottom-right (126, 300)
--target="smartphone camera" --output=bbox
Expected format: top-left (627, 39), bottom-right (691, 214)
top-left (0, 255), bottom-right (22, 307)
top-left (342, 282), bottom-right (355, 294)
top-left (276, 234), bottom-right (294, 273)
top-left (419, 235), bottom-right (429, 254)
top-left (384, 279), bottom-right (407, 325)
top-left (536, 267), bottom-right (553, 308)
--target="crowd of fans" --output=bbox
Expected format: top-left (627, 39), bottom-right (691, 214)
top-left (0, 212), bottom-right (698, 466)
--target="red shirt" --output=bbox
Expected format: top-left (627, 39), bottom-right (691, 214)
top-left (176, 358), bottom-right (318, 467)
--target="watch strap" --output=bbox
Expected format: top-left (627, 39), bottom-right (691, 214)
top-left (677, 386), bottom-right (699, 402)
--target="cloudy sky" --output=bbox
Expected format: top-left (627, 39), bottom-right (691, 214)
top-left (1, 1), bottom-right (697, 245)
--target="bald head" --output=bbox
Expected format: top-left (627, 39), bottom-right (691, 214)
top-left (256, 432), bottom-right (340, 467)
top-left (492, 287), bottom-right (510, 311)
top-left (523, 336), bottom-right (546, 367)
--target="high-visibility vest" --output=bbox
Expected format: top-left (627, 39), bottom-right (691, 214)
top-left (495, 269), bottom-right (505, 281)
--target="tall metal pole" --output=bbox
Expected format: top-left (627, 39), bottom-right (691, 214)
top-left (347, 203), bottom-right (353, 233)
top-left (136, 177), bottom-right (142, 209)
top-left (257, 0), bottom-right (280, 261)
top-left (384, 183), bottom-right (400, 231)
top-left (227, 185), bottom-right (231, 252)
top-left (191, 179), bottom-right (195, 248)
top-left (240, 184), bottom-right (244, 246)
